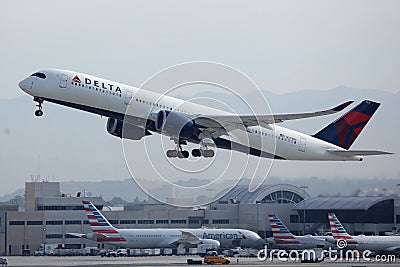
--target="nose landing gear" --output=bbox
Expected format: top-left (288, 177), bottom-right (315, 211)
top-left (34, 97), bottom-right (44, 117)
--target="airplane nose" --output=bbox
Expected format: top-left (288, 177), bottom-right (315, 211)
top-left (19, 78), bottom-right (31, 92)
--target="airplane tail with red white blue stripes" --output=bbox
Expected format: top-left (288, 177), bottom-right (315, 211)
top-left (268, 214), bottom-right (300, 245)
top-left (328, 213), bottom-right (352, 239)
top-left (82, 200), bottom-right (126, 243)
top-left (328, 213), bottom-right (358, 247)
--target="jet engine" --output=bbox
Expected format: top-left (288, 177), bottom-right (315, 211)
top-left (155, 110), bottom-right (198, 139)
top-left (106, 118), bottom-right (150, 140)
top-left (198, 239), bottom-right (221, 250)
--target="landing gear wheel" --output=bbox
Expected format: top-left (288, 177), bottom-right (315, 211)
top-left (191, 149), bottom-right (201, 157)
top-left (34, 97), bottom-right (44, 117)
top-left (202, 150), bottom-right (215, 158)
top-left (35, 109), bottom-right (43, 117)
top-left (166, 150), bottom-right (178, 158)
top-left (181, 150), bottom-right (189, 158)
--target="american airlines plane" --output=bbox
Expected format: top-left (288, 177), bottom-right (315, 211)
top-left (328, 213), bottom-right (400, 253)
top-left (71, 201), bottom-right (264, 249)
top-left (18, 69), bottom-right (391, 160)
top-left (267, 214), bottom-right (332, 250)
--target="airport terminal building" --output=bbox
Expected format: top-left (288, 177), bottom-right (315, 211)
top-left (1, 181), bottom-right (400, 255)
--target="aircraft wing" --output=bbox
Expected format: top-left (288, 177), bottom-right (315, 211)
top-left (193, 101), bottom-right (354, 134)
top-left (174, 230), bottom-right (201, 245)
top-left (66, 233), bottom-right (86, 238)
top-left (66, 232), bottom-right (111, 240)
top-left (327, 149), bottom-right (394, 156)
top-left (383, 246), bottom-right (400, 254)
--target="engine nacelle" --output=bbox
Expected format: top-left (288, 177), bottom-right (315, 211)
top-left (106, 118), bottom-right (149, 140)
top-left (198, 239), bottom-right (221, 250)
top-left (155, 110), bottom-right (198, 139)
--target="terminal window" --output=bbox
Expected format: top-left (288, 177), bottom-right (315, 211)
top-left (65, 220), bottom-right (81, 225)
top-left (156, 220), bottom-right (169, 224)
top-left (212, 219), bottom-right (229, 224)
top-left (9, 221), bottom-right (25, 225)
top-left (27, 221), bottom-right (43, 225)
top-left (46, 220), bottom-right (63, 225)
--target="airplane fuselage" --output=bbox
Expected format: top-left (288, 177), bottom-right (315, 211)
top-left (270, 236), bottom-right (333, 250)
top-left (19, 69), bottom-right (363, 161)
top-left (105, 228), bottom-right (263, 249)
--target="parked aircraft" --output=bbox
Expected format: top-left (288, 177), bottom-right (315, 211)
top-left (70, 201), bottom-right (264, 249)
top-left (328, 213), bottom-right (400, 253)
top-left (267, 214), bottom-right (332, 249)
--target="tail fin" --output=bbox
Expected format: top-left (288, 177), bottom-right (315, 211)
top-left (313, 100), bottom-right (380, 149)
top-left (268, 214), bottom-right (296, 240)
top-left (328, 213), bottom-right (352, 240)
top-left (82, 200), bottom-right (119, 234)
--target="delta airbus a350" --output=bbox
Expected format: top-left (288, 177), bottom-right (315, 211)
top-left (19, 69), bottom-right (392, 160)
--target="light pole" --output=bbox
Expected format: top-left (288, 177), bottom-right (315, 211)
top-left (300, 186), bottom-right (308, 235)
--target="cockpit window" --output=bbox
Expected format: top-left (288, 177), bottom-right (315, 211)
top-left (30, 72), bottom-right (46, 79)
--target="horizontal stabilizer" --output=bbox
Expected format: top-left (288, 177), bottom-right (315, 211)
top-left (327, 149), bottom-right (393, 156)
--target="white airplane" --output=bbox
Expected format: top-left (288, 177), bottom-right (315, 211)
top-left (328, 213), bottom-right (400, 253)
top-left (18, 69), bottom-right (392, 160)
top-left (267, 214), bottom-right (332, 250)
top-left (70, 201), bottom-right (264, 249)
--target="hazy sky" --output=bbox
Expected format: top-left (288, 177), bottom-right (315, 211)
top-left (1, 1), bottom-right (399, 100)
top-left (0, 1), bottom-right (399, 197)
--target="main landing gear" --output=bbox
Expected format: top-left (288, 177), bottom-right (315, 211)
top-left (166, 140), bottom-right (190, 158)
top-left (166, 139), bottom-right (215, 159)
top-left (191, 148), bottom-right (215, 158)
top-left (34, 97), bottom-right (44, 117)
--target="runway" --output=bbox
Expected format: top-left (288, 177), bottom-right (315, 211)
top-left (3, 255), bottom-right (400, 267)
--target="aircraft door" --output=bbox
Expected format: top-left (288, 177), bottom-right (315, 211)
top-left (298, 136), bottom-right (306, 152)
top-left (59, 74), bottom-right (68, 88)
top-left (124, 90), bottom-right (133, 105)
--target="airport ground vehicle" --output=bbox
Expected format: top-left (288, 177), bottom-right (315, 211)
top-left (34, 243), bottom-right (63, 256)
top-left (116, 248), bottom-right (128, 256)
top-left (99, 249), bottom-right (117, 257)
top-left (0, 258), bottom-right (7, 266)
top-left (204, 255), bottom-right (230, 265)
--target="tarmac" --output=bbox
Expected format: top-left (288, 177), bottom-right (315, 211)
top-left (2, 255), bottom-right (400, 267)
